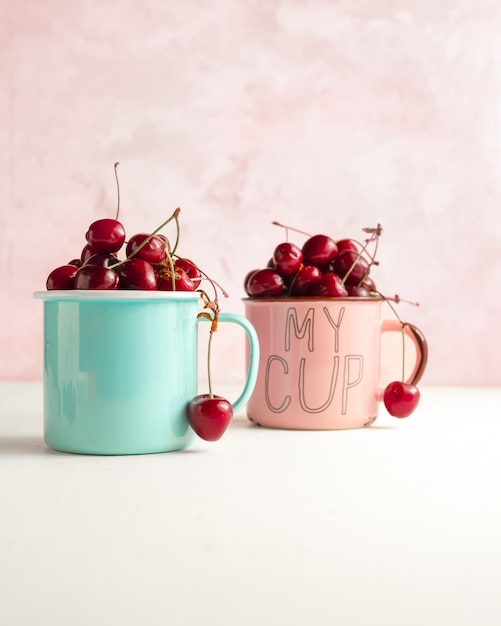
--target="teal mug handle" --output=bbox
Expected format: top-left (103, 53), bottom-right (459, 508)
top-left (198, 312), bottom-right (260, 415)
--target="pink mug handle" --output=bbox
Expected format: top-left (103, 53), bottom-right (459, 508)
top-left (380, 320), bottom-right (428, 391)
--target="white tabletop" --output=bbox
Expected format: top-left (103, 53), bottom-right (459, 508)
top-left (1, 382), bottom-right (500, 626)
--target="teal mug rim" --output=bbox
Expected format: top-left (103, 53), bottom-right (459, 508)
top-left (34, 290), bottom-right (201, 302)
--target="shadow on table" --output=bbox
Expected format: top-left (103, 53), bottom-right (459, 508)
top-left (231, 417), bottom-right (396, 431)
top-left (0, 435), bottom-right (54, 456)
top-left (0, 436), bottom-right (207, 457)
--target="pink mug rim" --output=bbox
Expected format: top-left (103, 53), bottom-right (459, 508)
top-left (242, 296), bottom-right (384, 303)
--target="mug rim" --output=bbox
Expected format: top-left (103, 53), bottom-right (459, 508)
top-left (34, 290), bottom-right (202, 302)
top-left (242, 296), bottom-right (384, 303)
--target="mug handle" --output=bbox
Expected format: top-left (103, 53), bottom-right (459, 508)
top-left (380, 319), bottom-right (428, 389)
top-left (198, 312), bottom-right (260, 416)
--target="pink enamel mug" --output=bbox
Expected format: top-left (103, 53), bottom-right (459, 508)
top-left (244, 297), bottom-right (428, 429)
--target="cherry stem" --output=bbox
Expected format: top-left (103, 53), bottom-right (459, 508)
top-left (171, 213), bottom-right (181, 256)
top-left (164, 244), bottom-right (177, 292)
top-left (109, 207), bottom-right (181, 270)
top-left (129, 207), bottom-right (180, 260)
top-left (207, 330), bottom-right (214, 399)
top-left (341, 224), bottom-right (381, 285)
top-left (340, 238), bottom-right (372, 285)
top-left (362, 224), bottom-right (382, 265)
top-left (114, 162), bottom-right (121, 221)
top-left (197, 290), bottom-right (220, 399)
top-left (401, 324), bottom-right (406, 382)
top-left (174, 255), bottom-right (229, 306)
top-left (374, 290), bottom-right (407, 383)
top-left (389, 294), bottom-right (420, 306)
top-left (287, 272), bottom-right (299, 296)
top-left (272, 221), bottom-right (311, 242)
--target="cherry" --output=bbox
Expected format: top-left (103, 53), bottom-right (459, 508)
top-left (67, 259), bottom-right (82, 268)
top-left (174, 258), bottom-right (202, 288)
top-left (361, 275), bottom-right (377, 293)
top-left (46, 265), bottom-right (78, 290)
top-left (158, 267), bottom-right (196, 291)
top-left (311, 272), bottom-right (348, 297)
top-left (84, 161), bottom-right (127, 254)
top-left (187, 296), bottom-right (233, 442)
top-left (383, 381), bottom-right (420, 418)
top-left (345, 284), bottom-right (371, 297)
top-left (119, 258), bottom-right (158, 290)
top-left (74, 265), bottom-right (120, 290)
top-left (85, 218), bottom-right (126, 254)
top-left (83, 252), bottom-right (118, 268)
top-left (246, 268), bottom-right (285, 297)
top-left (333, 249), bottom-right (370, 286)
top-left (126, 233), bottom-right (167, 264)
top-left (336, 239), bottom-right (358, 253)
top-left (273, 242), bottom-right (303, 277)
top-left (302, 234), bottom-right (338, 268)
top-left (336, 238), bottom-right (359, 254)
top-left (187, 394), bottom-right (233, 441)
top-left (81, 244), bottom-right (98, 264)
top-left (244, 269), bottom-right (260, 294)
top-left (156, 234), bottom-right (170, 250)
top-left (289, 265), bottom-right (322, 296)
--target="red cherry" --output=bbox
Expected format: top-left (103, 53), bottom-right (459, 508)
top-left (158, 267), bottom-right (196, 291)
top-left (333, 250), bottom-right (370, 286)
top-left (86, 218), bottom-right (126, 253)
top-left (246, 268), bottom-right (285, 297)
top-left (289, 265), bottom-right (322, 296)
top-left (336, 238), bottom-right (359, 254)
top-left (174, 258), bottom-right (202, 288)
top-left (187, 394), bottom-right (233, 441)
top-left (126, 233), bottom-right (167, 264)
top-left (244, 269), bottom-right (260, 294)
top-left (156, 234), bottom-right (171, 250)
top-left (345, 284), bottom-right (371, 297)
top-left (46, 265), bottom-right (78, 290)
top-left (83, 252), bottom-right (118, 268)
top-left (383, 381), bottom-right (420, 418)
top-left (119, 258), bottom-right (158, 290)
top-left (361, 275), bottom-right (377, 293)
top-left (81, 244), bottom-right (98, 264)
top-left (67, 259), bottom-right (82, 268)
top-left (273, 242), bottom-right (303, 277)
top-left (311, 272), bottom-right (348, 297)
top-left (74, 265), bottom-right (120, 290)
top-left (302, 234), bottom-right (338, 268)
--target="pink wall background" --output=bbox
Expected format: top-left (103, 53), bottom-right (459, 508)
top-left (1, 0), bottom-right (501, 386)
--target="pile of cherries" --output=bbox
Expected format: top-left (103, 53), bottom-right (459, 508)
top-left (46, 210), bottom-right (203, 292)
top-left (244, 222), bottom-right (422, 419)
top-left (45, 164), bottom-right (233, 443)
top-left (244, 223), bottom-right (383, 299)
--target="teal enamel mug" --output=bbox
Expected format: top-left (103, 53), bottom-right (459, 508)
top-left (34, 291), bottom-right (259, 455)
